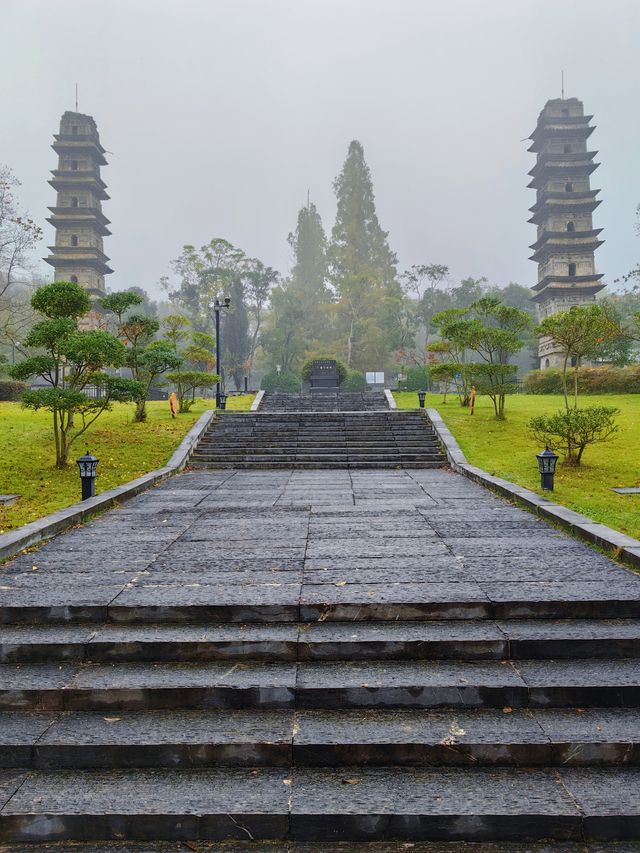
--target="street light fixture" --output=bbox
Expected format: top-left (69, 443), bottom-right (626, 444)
top-left (209, 297), bottom-right (231, 409)
top-left (76, 450), bottom-right (99, 500)
top-left (536, 446), bottom-right (559, 491)
top-left (417, 391), bottom-right (426, 409)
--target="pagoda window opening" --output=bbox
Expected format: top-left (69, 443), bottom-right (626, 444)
top-left (71, 196), bottom-right (79, 208)
top-left (562, 108), bottom-right (569, 117)
top-left (70, 235), bottom-right (78, 246)
top-left (545, 359), bottom-right (550, 368)
top-left (567, 221), bottom-right (575, 232)
top-left (570, 356), bottom-right (578, 367)
top-left (70, 275), bottom-right (78, 283)
top-left (564, 144), bottom-right (572, 153)
top-left (568, 262), bottom-right (577, 276)
top-left (71, 160), bottom-right (78, 171)
top-left (71, 126), bottom-right (78, 135)
top-left (565, 182), bottom-right (573, 192)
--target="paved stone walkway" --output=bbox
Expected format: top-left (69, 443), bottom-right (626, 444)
top-left (0, 468), bottom-right (639, 847)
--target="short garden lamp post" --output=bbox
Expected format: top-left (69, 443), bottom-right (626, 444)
top-left (76, 450), bottom-right (99, 501)
top-left (218, 392), bottom-right (228, 410)
top-left (536, 447), bottom-right (558, 492)
top-left (417, 391), bottom-right (426, 409)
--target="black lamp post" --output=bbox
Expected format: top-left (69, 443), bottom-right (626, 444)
top-left (418, 390), bottom-right (426, 409)
top-left (536, 446), bottom-right (559, 491)
top-left (76, 450), bottom-right (99, 500)
top-left (218, 392), bottom-right (228, 410)
top-left (210, 297), bottom-right (231, 409)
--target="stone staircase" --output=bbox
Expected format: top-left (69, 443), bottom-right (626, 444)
top-left (261, 390), bottom-right (389, 411)
top-left (1, 591), bottom-right (640, 845)
top-left (191, 410), bottom-right (447, 469)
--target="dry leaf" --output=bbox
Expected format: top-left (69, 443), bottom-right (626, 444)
top-left (502, 707), bottom-right (513, 714)
top-left (282, 778), bottom-right (292, 786)
top-left (335, 580), bottom-right (347, 587)
top-left (341, 778), bottom-right (360, 785)
top-left (31, 566), bottom-right (38, 571)
top-left (103, 717), bottom-right (122, 723)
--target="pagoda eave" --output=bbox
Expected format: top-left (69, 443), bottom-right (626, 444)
top-left (529, 228), bottom-right (603, 251)
top-left (53, 133), bottom-right (106, 154)
top-left (44, 255), bottom-right (114, 275)
top-left (527, 163), bottom-right (600, 189)
top-left (47, 206), bottom-right (111, 226)
top-left (533, 272), bottom-right (604, 292)
top-left (46, 216), bottom-right (111, 237)
top-left (531, 283), bottom-right (605, 303)
top-left (529, 239), bottom-right (605, 263)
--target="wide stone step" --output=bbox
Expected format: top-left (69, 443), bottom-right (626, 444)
top-left (0, 845), bottom-right (634, 853)
top-left (4, 583), bottom-right (640, 624)
top-left (2, 659), bottom-right (640, 711)
top-left (3, 708), bottom-right (640, 769)
top-left (192, 461), bottom-right (446, 470)
top-left (2, 620), bottom-right (639, 663)
top-left (0, 766), bottom-right (638, 842)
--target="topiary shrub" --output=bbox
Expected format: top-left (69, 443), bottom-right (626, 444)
top-left (343, 369), bottom-right (366, 391)
top-left (398, 365), bottom-right (429, 391)
top-left (524, 366), bottom-right (640, 395)
top-left (0, 380), bottom-right (27, 401)
top-left (301, 357), bottom-right (348, 386)
top-left (261, 370), bottom-right (300, 393)
top-left (528, 406), bottom-right (619, 465)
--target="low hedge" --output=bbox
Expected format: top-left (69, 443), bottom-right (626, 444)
top-left (397, 365), bottom-right (430, 391)
top-left (261, 370), bottom-right (300, 393)
top-left (524, 366), bottom-right (640, 394)
top-left (343, 369), bottom-right (366, 391)
top-left (0, 380), bottom-right (26, 401)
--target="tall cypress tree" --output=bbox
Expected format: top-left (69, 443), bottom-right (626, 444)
top-left (328, 140), bottom-right (402, 368)
top-left (261, 201), bottom-right (331, 371)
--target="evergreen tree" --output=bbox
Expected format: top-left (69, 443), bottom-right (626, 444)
top-left (328, 140), bottom-right (402, 368)
top-left (221, 276), bottom-right (251, 390)
top-left (260, 200), bottom-right (330, 372)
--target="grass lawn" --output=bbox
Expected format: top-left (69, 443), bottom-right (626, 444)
top-left (394, 391), bottom-right (640, 539)
top-left (0, 394), bottom-right (254, 533)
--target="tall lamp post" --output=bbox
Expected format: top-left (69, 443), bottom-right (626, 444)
top-left (210, 297), bottom-right (231, 408)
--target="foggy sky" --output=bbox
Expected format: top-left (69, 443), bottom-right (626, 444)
top-left (2, 0), bottom-right (639, 298)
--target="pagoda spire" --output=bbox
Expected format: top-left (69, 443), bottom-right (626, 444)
top-left (527, 97), bottom-right (606, 369)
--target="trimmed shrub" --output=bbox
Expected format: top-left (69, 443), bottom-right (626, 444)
top-left (398, 365), bottom-right (429, 391)
top-left (301, 357), bottom-right (347, 386)
top-left (343, 369), bottom-right (366, 391)
top-left (524, 366), bottom-right (640, 395)
top-left (0, 380), bottom-right (27, 401)
top-left (261, 370), bottom-right (300, 393)
top-left (528, 405), bottom-right (619, 465)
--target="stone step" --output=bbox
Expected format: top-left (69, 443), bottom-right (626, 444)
top-left (0, 845), bottom-right (634, 853)
top-left (191, 461), bottom-right (446, 470)
top-left (4, 584), bottom-right (640, 625)
top-left (0, 766), bottom-right (637, 843)
top-left (1, 659), bottom-right (639, 711)
top-left (3, 708), bottom-right (640, 770)
top-left (1, 620), bottom-right (639, 663)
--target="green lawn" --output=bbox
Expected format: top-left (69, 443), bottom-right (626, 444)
top-left (0, 394), bottom-right (255, 533)
top-left (394, 391), bottom-right (640, 539)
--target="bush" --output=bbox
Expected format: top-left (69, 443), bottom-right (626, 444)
top-left (528, 405), bottom-right (619, 465)
top-left (261, 370), bottom-right (300, 393)
top-left (524, 366), bottom-right (640, 395)
top-left (301, 357), bottom-right (347, 386)
top-left (398, 365), bottom-right (429, 391)
top-left (0, 380), bottom-right (27, 401)
top-left (343, 369), bottom-right (366, 391)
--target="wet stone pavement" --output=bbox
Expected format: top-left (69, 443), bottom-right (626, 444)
top-left (0, 468), bottom-right (639, 848)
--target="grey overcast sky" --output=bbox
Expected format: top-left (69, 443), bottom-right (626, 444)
top-left (2, 0), bottom-right (639, 297)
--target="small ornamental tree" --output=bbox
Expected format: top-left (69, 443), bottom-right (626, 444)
top-left (9, 281), bottom-right (142, 467)
top-left (102, 295), bottom-right (182, 422)
top-left (537, 304), bottom-right (623, 410)
top-left (162, 315), bottom-right (219, 412)
top-left (432, 297), bottom-right (530, 419)
top-left (529, 305), bottom-right (625, 465)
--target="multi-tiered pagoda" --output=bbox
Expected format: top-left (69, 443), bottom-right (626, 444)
top-left (45, 111), bottom-right (112, 327)
top-left (527, 97), bottom-right (605, 368)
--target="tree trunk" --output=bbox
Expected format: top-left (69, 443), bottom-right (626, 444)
top-left (561, 354), bottom-right (570, 412)
top-left (134, 399), bottom-right (147, 422)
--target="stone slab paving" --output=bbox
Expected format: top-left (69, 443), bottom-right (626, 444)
top-left (0, 468), bottom-right (640, 845)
